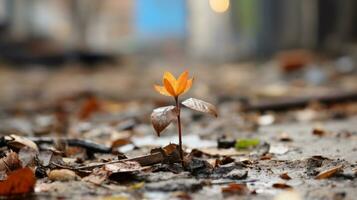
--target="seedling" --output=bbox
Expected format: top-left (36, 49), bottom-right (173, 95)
top-left (151, 71), bottom-right (217, 165)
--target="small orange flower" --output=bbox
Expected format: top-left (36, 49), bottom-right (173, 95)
top-left (154, 71), bottom-right (193, 98)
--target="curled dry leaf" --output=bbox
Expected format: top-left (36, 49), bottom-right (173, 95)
top-left (5, 135), bottom-right (39, 152)
top-left (315, 165), bottom-right (343, 179)
top-left (0, 152), bottom-right (21, 172)
top-left (0, 167), bottom-right (36, 196)
top-left (151, 106), bottom-right (179, 136)
top-left (181, 98), bottom-right (218, 117)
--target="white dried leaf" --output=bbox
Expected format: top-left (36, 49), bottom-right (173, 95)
top-left (181, 98), bottom-right (218, 117)
top-left (18, 146), bottom-right (38, 167)
top-left (105, 161), bottom-right (142, 173)
top-left (5, 135), bottom-right (39, 152)
top-left (151, 106), bottom-right (178, 136)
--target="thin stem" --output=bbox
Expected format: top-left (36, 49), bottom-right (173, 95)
top-left (175, 97), bottom-right (184, 166)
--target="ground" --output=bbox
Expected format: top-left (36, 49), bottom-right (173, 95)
top-left (0, 58), bottom-right (356, 199)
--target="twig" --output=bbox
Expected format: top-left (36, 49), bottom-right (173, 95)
top-left (28, 137), bottom-right (112, 153)
top-left (244, 90), bottom-right (357, 112)
top-left (75, 151), bottom-right (164, 170)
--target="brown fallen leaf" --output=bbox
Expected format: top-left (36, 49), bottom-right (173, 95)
top-left (277, 49), bottom-right (313, 72)
top-left (260, 153), bottom-right (273, 160)
top-left (181, 98), bottom-right (218, 117)
top-left (151, 106), bottom-right (179, 136)
top-left (221, 183), bottom-right (249, 195)
top-left (312, 128), bottom-right (326, 136)
top-left (280, 172), bottom-right (292, 180)
top-left (78, 96), bottom-right (101, 120)
top-left (111, 138), bottom-right (131, 149)
top-left (0, 167), bottom-right (36, 196)
top-left (315, 165), bottom-right (343, 179)
top-left (172, 191), bottom-right (192, 200)
top-left (0, 151), bottom-right (21, 172)
top-left (272, 183), bottom-right (292, 189)
top-left (48, 169), bottom-right (78, 181)
top-left (216, 157), bottom-right (235, 166)
top-left (5, 135), bottom-right (38, 152)
top-left (83, 167), bottom-right (110, 185)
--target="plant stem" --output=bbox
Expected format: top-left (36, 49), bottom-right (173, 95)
top-left (175, 97), bottom-right (184, 166)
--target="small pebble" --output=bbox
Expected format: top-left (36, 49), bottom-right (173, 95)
top-left (48, 169), bottom-right (78, 181)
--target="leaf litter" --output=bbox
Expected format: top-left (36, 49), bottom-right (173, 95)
top-left (0, 66), bottom-right (356, 199)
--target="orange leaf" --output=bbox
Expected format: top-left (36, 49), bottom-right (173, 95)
top-left (182, 78), bottom-right (193, 94)
top-left (154, 85), bottom-right (172, 96)
top-left (0, 167), bottom-right (36, 196)
top-left (163, 71), bottom-right (177, 88)
top-left (163, 79), bottom-right (176, 97)
top-left (176, 71), bottom-right (189, 95)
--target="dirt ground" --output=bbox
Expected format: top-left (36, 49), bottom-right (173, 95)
top-left (0, 58), bottom-right (356, 200)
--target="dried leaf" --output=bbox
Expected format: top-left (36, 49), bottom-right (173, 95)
top-left (199, 148), bottom-right (247, 156)
top-left (111, 138), bottom-right (131, 149)
top-left (105, 161), bottom-right (143, 174)
top-left (37, 150), bottom-right (53, 167)
top-left (272, 183), bottom-right (292, 189)
top-left (260, 154), bottom-right (273, 160)
top-left (83, 167), bottom-right (110, 185)
top-left (151, 106), bottom-right (178, 136)
top-left (0, 167), bottom-right (36, 196)
top-left (280, 172), bottom-right (292, 180)
top-left (5, 135), bottom-right (38, 152)
top-left (78, 96), bottom-right (101, 120)
top-left (162, 143), bottom-right (179, 155)
top-left (0, 151), bottom-right (21, 172)
top-left (221, 183), bottom-right (248, 195)
top-left (18, 147), bottom-right (38, 167)
top-left (312, 128), bottom-right (326, 136)
top-left (315, 165), bottom-right (343, 179)
top-left (181, 98), bottom-right (218, 117)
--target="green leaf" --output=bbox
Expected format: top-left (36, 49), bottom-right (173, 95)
top-left (235, 138), bottom-right (260, 149)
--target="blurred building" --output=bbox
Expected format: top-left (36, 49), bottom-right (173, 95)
top-left (0, 0), bottom-right (355, 64)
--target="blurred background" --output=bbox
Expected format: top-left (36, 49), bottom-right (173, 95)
top-left (0, 0), bottom-right (356, 105)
